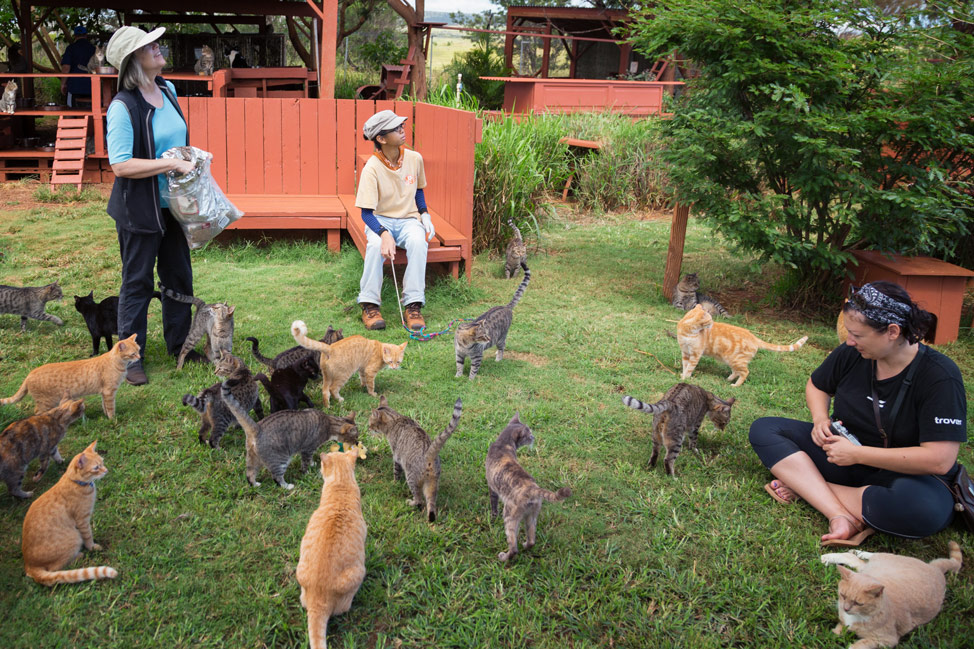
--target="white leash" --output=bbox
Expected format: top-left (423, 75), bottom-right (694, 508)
top-left (389, 259), bottom-right (407, 330)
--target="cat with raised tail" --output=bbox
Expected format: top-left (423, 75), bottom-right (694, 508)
top-left (291, 321), bottom-right (406, 407)
top-left (454, 261), bottom-right (530, 379)
top-left (158, 282), bottom-right (234, 369)
top-left (297, 447), bottom-right (367, 649)
top-left (677, 304), bottom-right (808, 386)
top-left (622, 383), bottom-right (735, 477)
top-left (485, 413), bottom-right (571, 562)
top-left (821, 541), bottom-right (962, 649)
top-left (21, 442), bottom-right (118, 586)
top-left (504, 219), bottom-right (528, 279)
top-left (368, 396), bottom-right (463, 522)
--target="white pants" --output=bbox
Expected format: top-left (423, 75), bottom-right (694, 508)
top-left (357, 215), bottom-right (428, 307)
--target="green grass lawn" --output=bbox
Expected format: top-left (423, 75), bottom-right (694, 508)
top-left (0, 187), bottom-right (972, 648)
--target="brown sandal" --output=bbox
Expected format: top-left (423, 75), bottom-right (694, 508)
top-left (764, 480), bottom-right (801, 505)
top-left (820, 514), bottom-right (875, 547)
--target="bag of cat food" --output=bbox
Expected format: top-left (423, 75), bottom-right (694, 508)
top-left (161, 146), bottom-right (243, 249)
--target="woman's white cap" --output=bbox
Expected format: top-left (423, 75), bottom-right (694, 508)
top-left (105, 26), bottom-right (166, 79)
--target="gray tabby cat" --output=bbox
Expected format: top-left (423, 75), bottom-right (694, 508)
top-left (0, 282), bottom-right (64, 331)
top-left (672, 272), bottom-right (729, 317)
top-left (504, 219), bottom-right (528, 279)
top-left (454, 262), bottom-right (530, 379)
top-left (485, 413), bottom-right (571, 562)
top-left (0, 79), bottom-right (15, 115)
top-left (622, 383), bottom-right (735, 477)
top-left (182, 351), bottom-right (263, 448)
top-left (368, 396), bottom-right (463, 522)
top-left (245, 325), bottom-right (343, 375)
top-left (0, 399), bottom-right (85, 499)
top-left (221, 381), bottom-right (360, 489)
top-left (158, 282), bottom-right (234, 369)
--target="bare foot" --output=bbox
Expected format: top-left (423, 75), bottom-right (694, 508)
top-left (769, 480), bottom-right (798, 503)
top-left (821, 514), bottom-right (860, 543)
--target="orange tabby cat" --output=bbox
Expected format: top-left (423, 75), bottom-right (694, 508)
top-left (0, 333), bottom-right (139, 419)
top-left (297, 447), bottom-right (367, 649)
top-left (821, 541), bottom-right (962, 649)
top-left (291, 320), bottom-right (407, 407)
top-left (676, 305), bottom-right (808, 385)
top-left (21, 441), bottom-right (118, 586)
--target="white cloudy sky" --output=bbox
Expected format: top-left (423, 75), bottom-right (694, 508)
top-left (423, 0), bottom-right (506, 15)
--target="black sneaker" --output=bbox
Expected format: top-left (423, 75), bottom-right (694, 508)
top-left (126, 361), bottom-right (148, 386)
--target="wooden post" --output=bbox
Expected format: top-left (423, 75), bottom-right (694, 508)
top-left (662, 202), bottom-right (690, 300)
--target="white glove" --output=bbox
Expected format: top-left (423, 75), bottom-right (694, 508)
top-left (420, 213), bottom-right (435, 242)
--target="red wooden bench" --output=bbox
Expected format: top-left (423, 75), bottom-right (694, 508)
top-left (179, 97), bottom-right (479, 277)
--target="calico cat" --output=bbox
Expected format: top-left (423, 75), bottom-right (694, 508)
top-left (291, 321), bottom-right (407, 407)
top-left (158, 283), bottom-right (234, 369)
top-left (0, 79), bottom-right (16, 114)
top-left (85, 44), bottom-right (105, 72)
top-left (0, 399), bottom-right (85, 499)
top-left (454, 261), bottom-right (530, 379)
top-left (74, 292), bottom-right (119, 356)
top-left (676, 305), bottom-right (808, 386)
top-left (504, 219), bottom-right (528, 279)
top-left (255, 355), bottom-right (318, 413)
top-left (672, 273), bottom-right (729, 317)
top-left (246, 325), bottom-right (343, 375)
top-left (485, 413), bottom-right (571, 562)
top-left (297, 447), bottom-right (367, 649)
top-left (0, 282), bottom-right (64, 331)
top-left (821, 542), bottom-right (962, 649)
top-left (21, 441), bottom-right (118, 586)
top-left (194, 44), bottom-right (215, 76)
top-left (622, 383), bottom-right (735, 476)
top-left (1, 333), bottom-right (139, 419)
top-left (181, 350), bottom-right (263, 448)
top-left (368, 396), bottom-right (462, 522)
top-left (221, 381), bottom-right (360, 489)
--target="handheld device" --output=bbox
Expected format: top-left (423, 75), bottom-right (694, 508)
top-left (829, 421), bottom-right (862, 446)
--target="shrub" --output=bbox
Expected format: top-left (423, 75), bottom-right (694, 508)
top-left (442, 33), bottom-right (509, 110)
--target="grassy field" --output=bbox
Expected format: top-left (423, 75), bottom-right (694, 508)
top-left (0, 185), bottom-right (972, 648)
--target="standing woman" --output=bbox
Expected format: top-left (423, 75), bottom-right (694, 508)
top-left (749, 281), bottom-right (967, 545)
top-left (105, 26), bottom-right (202, 385)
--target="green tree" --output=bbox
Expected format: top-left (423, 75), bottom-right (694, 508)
top-left (627, 0), bottom-right (974, 303)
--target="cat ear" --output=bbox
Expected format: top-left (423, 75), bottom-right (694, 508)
top-left (379, 395), bottom-right (389, 407)
top-left (509, 412), bottom-right (521, 425)
top-left (227, 305), bottom-right (235, 316)
top-left (399, 342), bottom-right (408, 351)
top-left (836, 565), bottom-right (853, 579)
top-left (865, 584), bottom-right (885, 598)
top-left (345, 411), bottom-right (357, 422)
top-left (724, 397), bottom-right (736, 406)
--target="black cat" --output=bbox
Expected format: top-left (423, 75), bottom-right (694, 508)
top-left (255, 356), bottom-right (319, 413)
top-left (74, 292), bottom-right (119, 356)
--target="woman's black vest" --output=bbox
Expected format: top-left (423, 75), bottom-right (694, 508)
top-left (106, 78), bottom-right (188, 234)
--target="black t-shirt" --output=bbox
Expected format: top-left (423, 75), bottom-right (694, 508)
top-left (811, 343), bottom-right (967, 449)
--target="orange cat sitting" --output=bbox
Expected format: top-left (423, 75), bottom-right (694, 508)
top-left (291, 321), bottom-right (406, 407)
top-left (0, 334), bottom-right (139, 419)
top-left (297, 447), bottom-right (367, 649)
top-left (21, 441), bottom-right (117, 586)
top-left (676, 305), bottom-right (808, 386)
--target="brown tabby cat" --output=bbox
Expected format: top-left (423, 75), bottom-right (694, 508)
top-left (676, 305), bottom-right (808, 386)
top-left (21, 441), bottom-right (118, 586)
top-left (622, 383), bottom-right (735, 476)
top-left (0, 399), bottom-right (86, 499)
top-left (821, 542), bottom-right (962, 649)
top-left (291, 320), bottom-right (407, 407)
top-left (297, 447), bottom-right (367, 649)
top-left (485, 413), bottom-right (571, 562)
top-left (158, 283), bottom-right (235, 369)
top-left (671, 272), bottom-right (729, 317)
top-left (504, 219), bottom-right (528, 279)
top-left (368, 396), bottom-right (463, 522)
top-left (181, 350), bottom-right (263, 448)
top-left (0, 79), bottom-right (16, 114)
top-left (0, 333), bottom-right (139, 418)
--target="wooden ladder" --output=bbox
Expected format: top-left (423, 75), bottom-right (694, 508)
top-left (49, 115), bottom-right (89, 191)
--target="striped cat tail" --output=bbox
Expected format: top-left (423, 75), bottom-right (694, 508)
top-left (531, 485), bottom-right (572, 503)
top-left (930, 540), bottom-right (963, 575)
top-left (306, 607), bottom-right (330, 649)
top-left (0, 377), bottom-right (30, 405)
top-left (756, 335), bottom-right (808, 352)
top-left (181, 392), bottom-right (206, 413)
top-left (291, 321), bottom-right (331, 353)
top-left (245, 336), bottom-right (277, 370)
top-left (507, 263), bottom-right (531, 309)
top-left (156, 282), bottom-right (205, 307)
top-left (27, 564), bottom-right (118, 586)
top-left (622, 395), bottom-right (671, 415)
top-left (220, 382), bottom-right (260, 444)
top-left (426, 398), bottom-right (463, 465)
top-left (508, 219), bottom-right (522, 241)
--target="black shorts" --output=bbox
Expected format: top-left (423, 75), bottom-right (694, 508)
top-left (749, 416), bottom-right (955, 539)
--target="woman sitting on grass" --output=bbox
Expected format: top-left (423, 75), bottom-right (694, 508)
top-left (749, 281), bottom-right (967, 546)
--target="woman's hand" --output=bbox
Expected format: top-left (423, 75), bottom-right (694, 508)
top-left (823, 435), bottom-right (859, 466)
top-left (811, 417), bottom-right (834, 447)
top-left (169, 158), bottom-right (196, 176)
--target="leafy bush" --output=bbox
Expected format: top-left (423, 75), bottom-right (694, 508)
top-left (357, 30), bottom-right (407, 71)
top-left (443, 33), bottom-right (509, 110)
top-left (627, 0), bottom-right (974, 303)
top-left (334, 66), bottom-right (378, 99)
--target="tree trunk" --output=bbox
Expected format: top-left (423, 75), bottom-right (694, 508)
top-left (286, 16), bottom-right (315, 70)
top-left (387, 0), bottom-right (427, 100)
